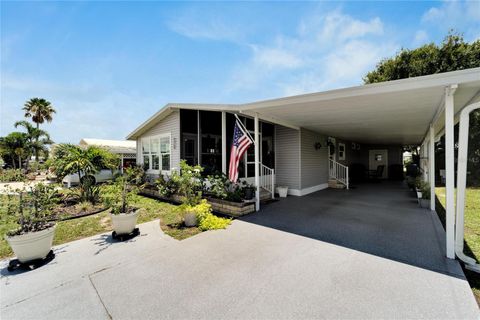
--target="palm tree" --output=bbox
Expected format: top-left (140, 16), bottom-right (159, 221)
top-left (14, 121), bottom-right (53, 168)
top-left (22, 98), bottom-right (56, 160)
top-left (52, 144), bottom-right (119, 202)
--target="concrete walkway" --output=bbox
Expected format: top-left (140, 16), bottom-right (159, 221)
top-left (1, 183), bottom-right (479, 319)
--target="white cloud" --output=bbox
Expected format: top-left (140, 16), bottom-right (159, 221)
top-left (251, 45), bottom-right (303, 69)
top-left (422, 0), bottom-right (480, 41)
top-left (166, 10), bottom-right (243, 42)
top-left (227, 8), bottom-right (396, 97)
top-left (413, 30), bottom-right (429, 46)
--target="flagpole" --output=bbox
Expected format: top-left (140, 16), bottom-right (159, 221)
top-left (234, 114), bottom-right (255, 144)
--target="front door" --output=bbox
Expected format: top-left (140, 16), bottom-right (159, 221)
top-left (369, 149), bottom-right (388, 179)
top-left (182, 134), bottom-right (197, 165)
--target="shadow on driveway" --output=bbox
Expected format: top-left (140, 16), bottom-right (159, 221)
top-left (240, 181), bottom-right (465, 278)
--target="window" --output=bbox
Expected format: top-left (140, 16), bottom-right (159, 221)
top-left (142, 134), bottom-right (171, 172)
top-left (160, 136), bottom-right (170, 171)
top-left (151, 137), bottom-right (160, 170)
top-left (338, 143), bottom-right (346, 161)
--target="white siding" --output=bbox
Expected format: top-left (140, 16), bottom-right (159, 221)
top-left (300, 129), bottom-right (329, 189)
top-left (275, 125), bottom-right (300, 189)
top-left (136, 111), bottom-right (181, 170)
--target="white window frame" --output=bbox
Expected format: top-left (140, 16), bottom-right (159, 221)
top-left (141, 133), bottom-right (171, 175)
top-left (338, 142), bottom-right (346, 161)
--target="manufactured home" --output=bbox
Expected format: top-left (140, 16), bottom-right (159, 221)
top-left (127, 68), bottom-right (480, 262)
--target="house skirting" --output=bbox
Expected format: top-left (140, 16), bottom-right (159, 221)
top-left (287, 183), bottom-right (329, 196)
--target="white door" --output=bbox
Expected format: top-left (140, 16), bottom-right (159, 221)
top-left (369, 149), bottom-right (388, 179)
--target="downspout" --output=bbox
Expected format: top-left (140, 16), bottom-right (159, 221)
top-left (455, 101), bottom-right (480, 273)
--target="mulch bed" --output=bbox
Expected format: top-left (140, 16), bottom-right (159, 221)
top-left (50, 204), bottom-right (109, 221)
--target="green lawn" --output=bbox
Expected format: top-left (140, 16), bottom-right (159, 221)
top-left (436, 187), bottom-right (480, 305)
top-left (0, 187), bottom-right (200, 259)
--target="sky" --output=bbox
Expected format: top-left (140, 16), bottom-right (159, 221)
top-left (1, 1), bottom-right (479, 143)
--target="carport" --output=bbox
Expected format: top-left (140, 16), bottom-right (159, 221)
top-left (242, 181), bottom-right (457, 274)
top-left (239, 67), bottom-right (480, 263)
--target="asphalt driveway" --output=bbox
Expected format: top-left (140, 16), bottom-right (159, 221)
top-left (1, 183), bottom-right (479, 319)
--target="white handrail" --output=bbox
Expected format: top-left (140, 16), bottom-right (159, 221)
top-left (329, 159), bottom-right (349, 189)
top-left (260, 164), bottom-right (275, 199)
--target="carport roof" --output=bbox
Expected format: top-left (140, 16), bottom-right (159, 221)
top-left (127, 68), bottom-right (480, 144)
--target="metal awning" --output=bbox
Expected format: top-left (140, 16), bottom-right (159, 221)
top-left (240, 68), bottom-right (480, 144)
top-left (127, 68), bottom-right (479, 145)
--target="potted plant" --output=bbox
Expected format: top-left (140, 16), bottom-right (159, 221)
top-left (419, 182), bottom-right (431, 209)
top-left (241, 181), bottom-right (256, 200)
top-left (183, 209), bottom-right (198, 227)
top-left (5, 184), bottom-right (58, 265)
top-left (277, 186), bottom-right (288, 198)
top-left (107, 175), bottom-right (139, 237)
top-left (414, 177), bottom-right (423, 199)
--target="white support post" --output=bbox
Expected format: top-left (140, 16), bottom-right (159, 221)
top-left (455, 102), bottom-right (480, 270)
top-left (429, 125), bottom-right (435, 211)
top-left (197, 110), bottom-right (201, 165)
top-left (121, 155), bottom-right (124, 174)
top-left (444, 85), bottom-right (457, 259)
top-left (221, 111), bottom-right (227, 174)
top-left (254, 114), bottom-right (260, 211)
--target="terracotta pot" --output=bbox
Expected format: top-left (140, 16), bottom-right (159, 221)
top-left (6, 225), bottom-right (56, 263)
top-left (111, 210), bottom-right (139, 235)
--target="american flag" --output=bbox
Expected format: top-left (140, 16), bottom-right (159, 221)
top-left (229, 120), bottom-right (253, 182)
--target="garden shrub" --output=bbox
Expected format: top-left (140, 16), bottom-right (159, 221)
top-left (204, 173), bottom-right (252, 202)
top-left (158, 160), bottom-right (203, 205)
top-left (198, 214), bottom-right (231, 231)
top-left (4, 183), bottom-right (59, 236)
top-left (0, 169), bottom-right (26, 182)
top-left (420, 181), bottom-right (431, 199)
top-left (68, 178), bottom-right (101, 204)
top-left (125, 165), bottom-right (147, 186)
top-left (176, 160), bottom-right (204, 205)
top-left (156, 174), bottom-right (179, 197)
top-left (182, 199), bottom-right (231, 231)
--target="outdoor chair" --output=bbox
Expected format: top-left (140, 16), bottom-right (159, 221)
top-left (368, 165), bottom-right (385, 182)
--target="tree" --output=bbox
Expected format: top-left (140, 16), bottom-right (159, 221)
top-left (52, 144), bottom-right (119, 181)
top-left (22, 98), bottom-right (56, 160)
top-left (364, 32), bottom-right (480, 83)
top-left (364, 32), bottom-right (480, 186)
top-left (0, 132), bottom-right (29, 169)
top-left (14, 121), bottom-right (53, 168)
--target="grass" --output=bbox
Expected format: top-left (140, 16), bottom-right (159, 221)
top-left (0, 186), bottom-right (201, 259)
top-left (436, 187), bottom-right (480, 305)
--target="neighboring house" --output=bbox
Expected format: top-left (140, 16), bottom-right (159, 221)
top-left (79, 138), bottom-right (137, 171)
top-left (127, 68), bottom-right (480, 260)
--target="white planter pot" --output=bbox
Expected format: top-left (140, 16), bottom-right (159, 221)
top-left (277, 186), bottom-right (288, 198)
top-left (6, 225), bottom-right (56, 263)
top-left (111, 210), bottom-right (139, 235)
top-left (419, 199), bottom-right (430, 208)
top-left (184, 212), bottom-right (197, 227)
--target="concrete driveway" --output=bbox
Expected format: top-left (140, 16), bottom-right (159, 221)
top-left (1, 183), bottom-right (479, 319)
